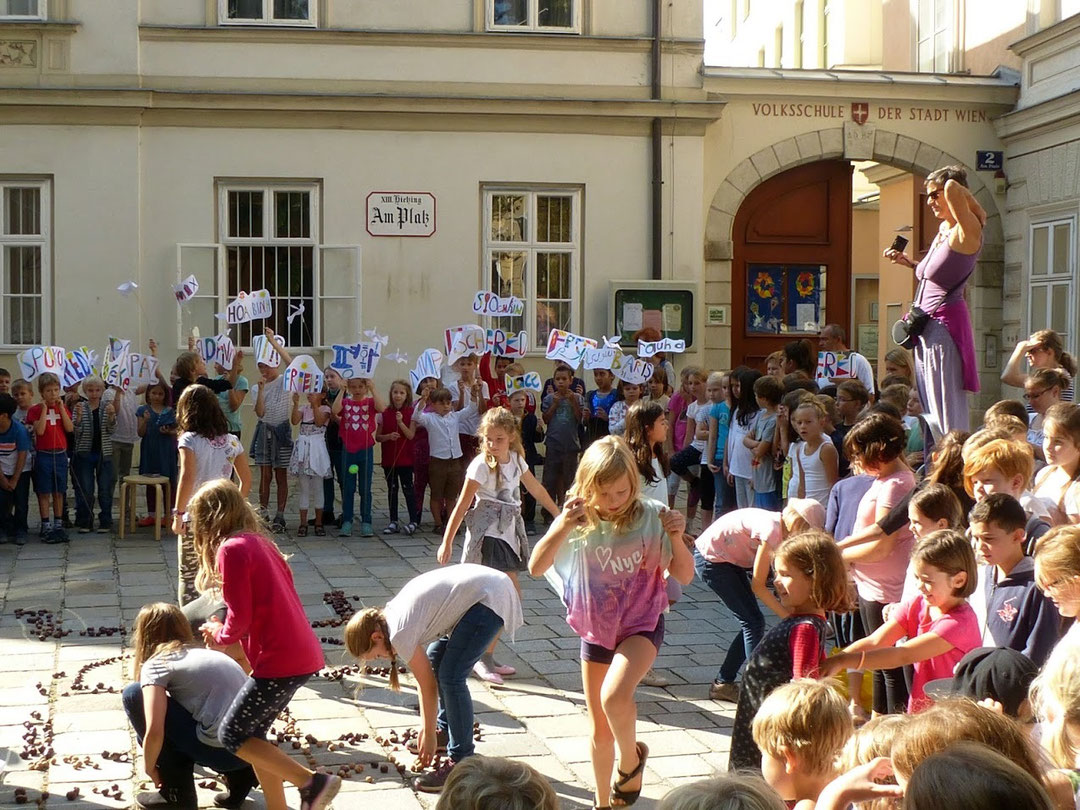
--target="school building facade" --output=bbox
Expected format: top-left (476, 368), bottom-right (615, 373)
top-left (0, 0), bottom-right (1070, 418)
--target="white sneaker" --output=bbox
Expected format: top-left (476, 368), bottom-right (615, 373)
top-left (641, 669), bottom-right (669, 687)
top-left (473, 659), bottom-right (504, 685)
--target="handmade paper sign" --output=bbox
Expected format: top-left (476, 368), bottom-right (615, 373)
top-left (545, 329), bottom-right (597, 369)
top-left (637, 338), bottom-right (686, 357)
top-left (125, 354), bottom-right (160, 386)
top-left (17, 346), bottom-right (66, 382)
top-left (173, 275), bottom-right (199, 305)
top-left (100, 337), bottom-right (132, 388)
top-left (611, 352), bottom-right (653, 385)
top-left (444, 325), bottom-right (487, 364)
top-left (505, 372), bottom-right (542, 395)
top-left (251, 335), bottom-right (282, 368)
top-left (329, 341), bottom-right (381, 379)
top-left (583, 346), bottom-right (618, 371)
top-left (196, 334), bottom-right (237, 371)
top-left (472, 291), bottom-right (525, 317)
top-left (816, 351), bottom-right (852, 381)
top-left (485, 328), bottom-right (528, 358)
top-left (225, 289), bottom-right (273, 325)
top-left (284, 355), bottom-right (324, 394)
top-left (62, 347), bottom-right (98, 388)
top-left (409, 348), bottom-right (443, 391)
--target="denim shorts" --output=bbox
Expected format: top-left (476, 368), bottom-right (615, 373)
top-left (580, 615), bottom-right (665, 665)
top-left (33, 450), bottom-right (68, 495)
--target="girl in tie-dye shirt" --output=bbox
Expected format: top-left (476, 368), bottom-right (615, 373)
top-left (529, 436), bottom-right (694, 809)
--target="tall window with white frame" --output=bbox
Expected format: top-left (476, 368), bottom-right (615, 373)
top-left (220, 183), bottom-right (318, 348)
top-left (917, 0), bottom-right (952, 72)
top-left (220, 0), bottom-right (313, 25)
top-left (1029, 218), bottom-right (1075, 353)
top-left (0, 0), bottom-right (44, 18)
top-left (484, 188), bottom-right (580, 352)
top-left (489, 0), bottom-right (580, 32)
top-left (0, 181), bottom-right (49, 347)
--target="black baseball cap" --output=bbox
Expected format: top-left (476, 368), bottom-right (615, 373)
top-left (923, 647), bottom-right (1038, 718)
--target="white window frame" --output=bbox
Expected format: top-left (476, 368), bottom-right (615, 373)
top-left (0, 0), bottom-right (45, 20)
top-left (916, 0), bottom-right (952, 73)
top-left (482, 186), bottom-right (582, 354)
top-left (218, 0), bottom-right (316, 27)
top-left (217, 181), bottom-right (320, 349)
top-left (0, 178), bottom-right (51, 349)
top-left (1028, 216), bottom-right (1077, 356)
top-left (486, 0), bottom-right (581, 33)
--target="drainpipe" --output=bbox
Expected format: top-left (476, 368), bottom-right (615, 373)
top-left (651, 0), bottom-right (663, 281)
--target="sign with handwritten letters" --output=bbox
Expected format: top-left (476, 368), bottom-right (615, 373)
top-left (444, 325), bottom-right (487, 365)
top-left (284, 355), bottom-right (324, 394)
top-left (225, 289), bottom-right (273, 325)
top-left (329, 342), bottom-right (381, 380)
top-left (196, 334), bottom-right (237, 371)
top-left (815, 351), bottom-right (852, 381)
top-left (125, 354), bottom-right (160, 387)
top-left (17, 346), bottom-right (66, 382)
top-left (472, 291), bottom-right (525, 317)
top-left (637, 338), bottom-right (686, 357)
top-left (62, 347), bottom-right (98, 388)
top-left (485, 328), bottom-right (528, 358)
top-left (173, 275), bottom-right (199, 305)
top-left (100, 337), bottom-right (132, 389)
top-left (505, 373), bottom-right (542, 395)
top-left (252, 335), bottom-right (282, 368)
top-left (409, 348), bottom-right (443, 392)
top-left (545, 329), bottom-right (597, 369)
top-left (583, 346), bottom-right (618, 371)
top-left (611, 352), bottom-right (653, 385)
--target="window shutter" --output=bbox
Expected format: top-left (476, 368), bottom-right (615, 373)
top-left (318, 245), bottom-right (362, 349)
top-left (175, 243), bottom-right (222, 349)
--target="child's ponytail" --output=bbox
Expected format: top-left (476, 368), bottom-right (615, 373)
top-left (344, 608), bottom-right (401, 692)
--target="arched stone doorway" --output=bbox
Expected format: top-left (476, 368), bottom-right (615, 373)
top-left (703, 126), bottom-right (1005, 416)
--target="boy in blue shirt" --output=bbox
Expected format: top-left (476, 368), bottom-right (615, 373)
top-left (0, 393), bottom-right (31, 544)
top-left (969, 493), bottom-right (1060, 666)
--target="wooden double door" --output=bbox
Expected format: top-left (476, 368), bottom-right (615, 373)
top-left (730, 160), bottom-right (853, 370)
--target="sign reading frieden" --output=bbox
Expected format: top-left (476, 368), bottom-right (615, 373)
top-left (366, 192), bottom-right (436, 237)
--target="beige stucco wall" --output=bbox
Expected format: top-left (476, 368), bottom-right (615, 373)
top-left (699, 74), bottom-right (1015, 413)
top-left (875, 172), bottom-right (918, 370)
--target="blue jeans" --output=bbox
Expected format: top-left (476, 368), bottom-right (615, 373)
top-left (341, 447), bottom-right (373, 524)
top-left (426, 603), bottom-right (504, 761)
top-left (753, 490), bottom-right (781, 511)
top-left (694, 550), bottom-right (765, 684)
top-left (73, 451), bottom-right (113, 529)
top-left (122, 683), bottom-right (249, 776)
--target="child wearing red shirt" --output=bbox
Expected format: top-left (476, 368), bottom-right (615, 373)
top-left (332, 377), bottom-right (384, 538)
top-left (27, 372), bottom-right (73, 543)
top-left (376, 380), bottom-right (421, 536)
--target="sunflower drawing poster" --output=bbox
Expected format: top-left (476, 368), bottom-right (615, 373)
top-left (747, 266), bottom-right (782, 333)
top-left (786, 267), bottom-right (821, 332)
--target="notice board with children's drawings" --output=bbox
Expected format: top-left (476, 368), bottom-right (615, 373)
top-left (608, 280), bottom-right (697, 350)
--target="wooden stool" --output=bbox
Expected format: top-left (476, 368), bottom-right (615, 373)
top-left (119, 475), bottom-right (172, 541)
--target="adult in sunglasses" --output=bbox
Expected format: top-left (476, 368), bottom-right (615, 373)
top-left (1002, 329), bottom-right (1077, 410)
top-left (884, 165), bottom-right (987, 450)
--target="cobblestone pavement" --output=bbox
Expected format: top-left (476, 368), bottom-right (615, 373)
top-left (0, 487), bottom-right (749, 809)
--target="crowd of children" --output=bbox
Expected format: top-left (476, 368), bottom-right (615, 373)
top-left (43, 316), bottom-right (1080, 808)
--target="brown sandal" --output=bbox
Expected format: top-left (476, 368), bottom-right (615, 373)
top-left (297, 525), bottom-right (308, 537)
top-left (314, 525), bottom-right (325, 536)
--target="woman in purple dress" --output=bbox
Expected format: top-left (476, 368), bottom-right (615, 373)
top-left (884, 166), bottom-right (986, 449)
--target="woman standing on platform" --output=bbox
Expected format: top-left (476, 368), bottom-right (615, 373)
top-left (884, 165), bottom-right (986, 450)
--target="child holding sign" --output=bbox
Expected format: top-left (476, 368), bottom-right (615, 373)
top-left (333, 377), bottom-right (385, 538)
top-left (28, 373), bottom-right (72, 543)
top-left (377, 381), bottom-right (421, 537)
top-left (251, 329), bottom-right (292, 533)
top-left (72, 376), bottom-right (117, 534)
top-left (289, 391), bottom-right (331, 537)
